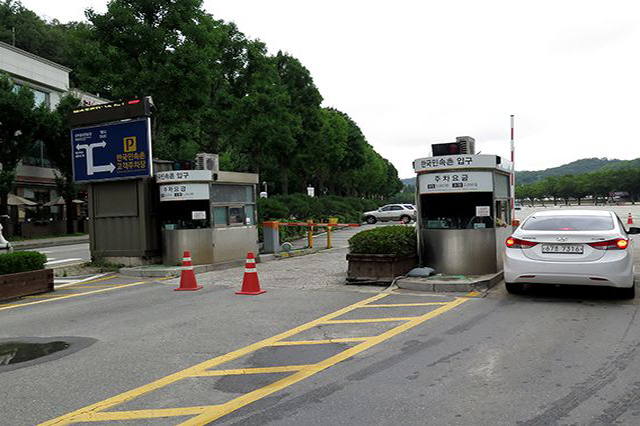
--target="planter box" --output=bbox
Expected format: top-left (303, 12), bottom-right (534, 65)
top-left (346, 254), bottom-right (417, 284)
top-left (0, 269), bottom-right (54, 302)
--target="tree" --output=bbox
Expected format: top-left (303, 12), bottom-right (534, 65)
top-left (86, 0), bottom-right (224, 160)
top-left (0, 74), bottom-right (50, 221)
top-left (43, 94), bottom-right (81, 234)
top-left (1, 1), bottom-right (406, 203)
top-left (274, 51), bottom-right (323, 194)
top-left (224, 41), bottom-right (301, 193)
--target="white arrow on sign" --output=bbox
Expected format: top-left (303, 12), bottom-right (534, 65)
top-left (76, 142), bottom-right (115, 176)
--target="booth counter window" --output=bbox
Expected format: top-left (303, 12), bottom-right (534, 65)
top-left (211, 184), bottom-right (256, 227)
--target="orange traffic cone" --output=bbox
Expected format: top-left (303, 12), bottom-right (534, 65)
top-left (175, 250), bottom-right (202, 291)
top-left (236, 252), bottom-right (265, 295)
top-left (628, 213), bottom-right (634, 225)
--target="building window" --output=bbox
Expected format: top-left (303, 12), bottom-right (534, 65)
top-left (13, 84), bottom-right (50, 108)
top-left (22, 140), bottom-right (52, 168)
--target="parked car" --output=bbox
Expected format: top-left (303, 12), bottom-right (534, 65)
top-left (504, 209), bottom-right (639, 297)
top-left (363, 204), bottom-right (416, 224)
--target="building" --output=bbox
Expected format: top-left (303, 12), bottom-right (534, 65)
top-left (0, 40), bottom-right (109, 237)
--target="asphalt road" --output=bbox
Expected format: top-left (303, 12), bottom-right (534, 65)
top-left (2, 254), bottom-right (640, 425)
top-left (32, 242), bottom-right (91, 268)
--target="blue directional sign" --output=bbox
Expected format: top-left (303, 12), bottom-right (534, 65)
top-left (72, 118), bottom-right (152, 183)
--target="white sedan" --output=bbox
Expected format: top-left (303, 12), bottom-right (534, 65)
top-left (504, 210), bottom-right (639, 297)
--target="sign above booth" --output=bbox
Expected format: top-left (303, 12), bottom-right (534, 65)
top-left (418, 171), bottom-right (493, 194)
top-left (413, 154), bottom-right (513, 173)
top-left (159, 183), bottom-right (210, 201)
top-left (156, 170), bottom-right (212, 183)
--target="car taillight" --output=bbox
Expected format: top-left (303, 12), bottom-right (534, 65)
top-left (588, 238), bottom-right (629, 250)
top-left (505, 237), bottom-right (538, 249)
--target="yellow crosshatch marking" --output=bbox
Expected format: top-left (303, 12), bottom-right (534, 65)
top-left (40, 292), bottom-right (473, 425)
top-left (123, 136), bottom-right (137, 152)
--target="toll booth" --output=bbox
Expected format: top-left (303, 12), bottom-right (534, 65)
top-left (70, 99), bottom-right (259, 267)
top-left (157, 165), bottom-right (259, 266)
top-left (413, 152), bottom-right (513, 275)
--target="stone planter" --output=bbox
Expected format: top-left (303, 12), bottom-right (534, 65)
top-left (346, 254), bottom-right (417, 284)
top-left (0, 269), bottom-right (54, 302)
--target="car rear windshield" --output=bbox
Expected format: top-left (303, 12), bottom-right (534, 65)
top-left (522, 215), bottom-right (614, 231)
top-left (404, 205), bottom-right (414, 210)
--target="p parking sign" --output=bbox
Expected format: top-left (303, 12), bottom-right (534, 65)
top-left (72, 118), bottom-right (152, 183)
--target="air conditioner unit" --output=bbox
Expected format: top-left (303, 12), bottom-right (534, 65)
top-left (455, 136), bottom-right (476, 155)
top-left (195, 153), bottom-right (219, 172)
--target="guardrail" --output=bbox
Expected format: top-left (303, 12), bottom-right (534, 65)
top-left (263, 220), bottom-right (361, 251)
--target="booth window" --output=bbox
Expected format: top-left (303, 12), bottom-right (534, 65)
top-left (213, 207), bottom-right (228, 226)
top-left (211, 184), bottom-right (256, 227)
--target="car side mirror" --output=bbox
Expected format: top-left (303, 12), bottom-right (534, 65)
top-left (628, 227), bottom-right (640, 235)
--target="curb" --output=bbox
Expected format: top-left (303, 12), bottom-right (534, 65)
top-left (119, 248), bottom-right (328, 278)
top-left (12, 236), bottom-right (89, 250)
top-left (396, 272), bottom-right (503, 292)
top-left (119, 258), bottom-right (247, 278)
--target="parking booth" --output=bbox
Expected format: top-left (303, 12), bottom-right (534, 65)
top-left (157, 168), bottom-right (259, 266)
top-left (413, 153), bottom-right (514, 275)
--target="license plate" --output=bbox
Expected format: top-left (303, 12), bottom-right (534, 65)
top-left (541, 244), bottom-right (584, 254)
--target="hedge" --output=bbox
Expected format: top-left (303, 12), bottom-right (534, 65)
top-left (348, 226), bottom-right (417, 257)
top-left (258, 194), bottom-right (379, 224)
top-left (0, 251), bottom-right (48, 275)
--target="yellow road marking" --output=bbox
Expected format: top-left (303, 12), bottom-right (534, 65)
top-left (76, 284), bottom-right (128, 288)
top-left (0, 281), bottom-right (148, 312)
top-left (192, 366), bottom-right (314, 376)
top-left (23, 294), bottom-right (77, 299)
top-left (72, 406), bottom-right (216, 422)
top-left (362, 302), bottom-right (449, 308)
top-left (322, 317), bottom-right (418, 324)
top-left (40, 293), bottom-right (389, 425)
top-left (41, 293), bottom-right (473, 425)
top-left (270, 337), bottom-right (371, 346)
top-left (181, 296), bottom-right (471, 425)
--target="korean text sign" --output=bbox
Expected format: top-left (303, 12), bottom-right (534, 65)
top-left (72, 118), bottom-right (152, 183)
top-left (418, 171), bottom-right (493, 194)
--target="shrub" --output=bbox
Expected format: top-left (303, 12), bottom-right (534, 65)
top-left (257, 194), bottom-right (379, 224)
top-left (0, 251), bottom-right (48, 275)
top-left (258, 198), bottom-right (289, 222)
top-left (348, 226), bottom-right (417, 257)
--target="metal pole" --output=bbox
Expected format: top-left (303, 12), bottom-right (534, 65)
top-left (307, 219), bottom-right (314, 248)
top-left (510, 114), bottom-right (516, 224)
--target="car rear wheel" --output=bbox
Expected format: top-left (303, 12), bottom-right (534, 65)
top-left (366, 216), bottom-right (377, 224)
top-left (400, 215), bottom-right (411, 224)
top-left (618, 284), bottom-right (635, 299)
top-left (505, 282), bottom-right (525, 294)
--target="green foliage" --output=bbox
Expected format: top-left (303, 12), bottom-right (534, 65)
top-left (258, 195), bottom-right (378, 224)
top-left (0, 0), bottom-right (404, 201)
top-left (516, 158), bottom-right (626, 185)
top-left (0, 251), bottom-right (47, 275)
top-left (517, 166), bottom-right (640, 205)
top-left (42, 94), bottom-right (82, 233)
top-left (0, 72), bottom-right (53, 215)
top-left (348, 226), bottom-right (417, 257)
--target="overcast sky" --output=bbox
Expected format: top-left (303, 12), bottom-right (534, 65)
top-left (21, 0), bottom-right (640, 177)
